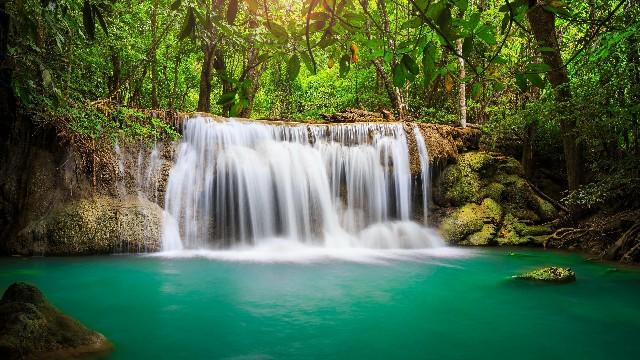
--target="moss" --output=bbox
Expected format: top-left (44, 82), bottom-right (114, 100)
top-left (439, 152), bottom-right (496, 206)
top-left (482, 182), bottom-right (506, 201)
top-left (463, 224), bottom-right (497, 246)
top-left (440, 198), bottom-right (502, 244)
top-left (513, 267), bottom-right (576, 283)
top-left (534, 195), bottom-right (558, 221)
top-left (496, 214), bottom-right (532, 246)
top-left (497, 157), bottom-right (524, 176)
top-left (0, 283), bottom-right (112, 359)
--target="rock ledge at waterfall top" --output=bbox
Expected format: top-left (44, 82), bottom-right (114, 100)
top-left (0, 282), bottom-right (112, 359)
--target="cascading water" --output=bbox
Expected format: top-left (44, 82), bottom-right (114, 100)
top-left (162, 116), bottom-right (443, 252)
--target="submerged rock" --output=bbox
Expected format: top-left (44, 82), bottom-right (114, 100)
top-left (0, 282), bottom-right (112, 359)
top-left (10, 196), bottom-right (163, 255)
top-left (513, 267), bottom-right (576, 283)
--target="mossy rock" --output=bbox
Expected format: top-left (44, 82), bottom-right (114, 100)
top-left (513, 267), bottom-right (576, 283)
top-left (463, 224), bottom-right (497, 246)
top-left (437, 152), bottom-right (496, 206)
top-left (482, 182), bottom-right (506, 202)
top-left (11, 196), bottom-right (163, 255)
top-left (0, 283), bottom-right (112, 359)
top-left (441, 198), bottom-right (503, 243)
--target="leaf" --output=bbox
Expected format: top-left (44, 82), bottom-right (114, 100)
top-left (401, 17), bottom-right (423, 30)
top-left (525, 73), bottom-right (545, 88)
top-left (493, 82), bottom-right (505, 92)
top-left (245, 0), bottom-right (259, 12)
top-left (476, 24), bottom-right (496, 45)
top-left (217, 91), bottom-right (237, 105)
top-left (462, 36), bottom-right (473, 57)
top-left (339, 54), bottom-right (350, 77)
top-left (422, 42), bottom-right (437, 85)
top-left (287, 54), bottom-right (301, 81)
top-left (471, 82), bottom-right (481, 99)
top-left (444, 73), bottom-right (454, 93)
top-left (267, 22), bottom-right (288, 42)
top-left (515, 73), bottom-right (528, 92)
top-left (437, 5), bottom-right (453, 40)
top-left (229, 101), bottom-right (244, 117)
top-left (452, 0), bottom-right (468, 12)
top-left (170, 0), bottom-right (181, 11)
top-left (401, 54), bottom-right (419, 76)
top-left (527, 62), bottom-right (552, 73)
top-left (226, 0), bottom-right (238, 24)
top-left (92, 5), bottom-right (108, 36)
top-left (393, 64), bottom-right (406, 87)
top-left (300, 51), bottom-right (315, 74)
top-left (179, 7), bottom-right (196, 40)
top-left (82, 1), bottom-right (95, 40)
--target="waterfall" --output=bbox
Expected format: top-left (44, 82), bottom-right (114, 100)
top-left (412, 125), bottom-right (430, 224)
top-left (162, 116), bottom-right (442, 251)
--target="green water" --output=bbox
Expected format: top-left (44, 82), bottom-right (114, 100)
top-left (1, 249), bottom-right (639, 359)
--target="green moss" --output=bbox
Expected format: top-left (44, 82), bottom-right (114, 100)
top-left (0, 283), bottom-right (112, 358)
top-left (459, 152), bottom-right (495, 171)
top-left (440, 198), bottom-right (503, 244)
top-left (513, 267), bottom-right (576, 283)
top-left (464, 224), bottom-right (497, 246)
top-left (497, 157), bottom-right (524, 176)
top-left (496, 214), bottom-right (532, 246)
top-left (534, 195), bottom-right (558, 221)
top-left (482, 182), bottom-right (506, 201)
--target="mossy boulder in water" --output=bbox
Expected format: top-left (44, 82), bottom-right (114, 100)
top-left (0, 282), bottom-right (112, 359)
top-left (513, 267), bottom-right (576, 283)
top-left (10, 196), bottom-right (163, 255)
top-left (436, 151), bottom-right (558, 246)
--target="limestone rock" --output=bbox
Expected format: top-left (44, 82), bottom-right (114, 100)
top-left (10, 196), bottom-right (163, 255)
top-left (0, 282), bottom-right (112, 359)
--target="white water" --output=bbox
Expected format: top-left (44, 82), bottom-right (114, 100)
top-left (162, 117), bottom-right (442, 252)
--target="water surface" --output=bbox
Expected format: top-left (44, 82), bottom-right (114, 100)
top-left (1, 248), bottom-right (639, 359)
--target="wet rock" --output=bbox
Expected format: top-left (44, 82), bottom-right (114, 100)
top-left (513, 267), bottom-right (576, 283)
top-left (10, 196), bottom-right (163, 255)
top-left (0, 282), bottom-right (112, 359)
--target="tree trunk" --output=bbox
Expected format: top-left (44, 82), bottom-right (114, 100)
top-left (150, 0), bottom-right (159, 109)
top-left (626, 0), bottom-right (639, 155)
top-left (109, 47), bottom-right (121, 102)
top-left (456, 38), bottom-right (467, 128)
top-left (197, 45), bottom-right (215, 112)
top-left (527, 0), bottom-right (584, 191)
top-left (0, 0), bottom-right (14, 146)
top-left (213, 49), bottom-right (233, 116)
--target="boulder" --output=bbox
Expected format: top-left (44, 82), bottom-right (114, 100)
top-left (0, 282), bottom-right (112, 359)
top-left (9, 196), bottom-right (163, 255)
top-left (513, 267), bottom-right (576, 283)
top-left (436, 151), bottom-right (558, 246)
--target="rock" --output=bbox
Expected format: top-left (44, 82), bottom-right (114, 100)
top-left (10, 196), bottom-right (163, 255)
top-left (0, 282), bottom-right (112, 359)
top-left (513, 267), bottom-right (576, 283)
top-left (440, 198), bottom-right (502, 244)
top-left (435, 151), bottom-right (557, 247)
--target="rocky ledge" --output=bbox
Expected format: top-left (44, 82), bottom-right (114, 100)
top-left (9, 196), bottom-right (163, 256)
top-left (0, 282), bottom-right (112, 359)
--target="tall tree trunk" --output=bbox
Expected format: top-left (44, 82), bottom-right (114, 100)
top-left (527, 0), bottom-right (584, 191)
top-left (197, 45), bottom-right (215, 112)
top-left (0, 0), bottom-right (14, 146)
top-left (626, 0), bottom-right (639, 155)
top-left (150, 0), bottom-right (159, 108)
top-left (456, 38), bottom-right (467, 128)
top-left (109, 47), bottom-right (121, 102)
top-left (213, 49), bottom-right (233, 116)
